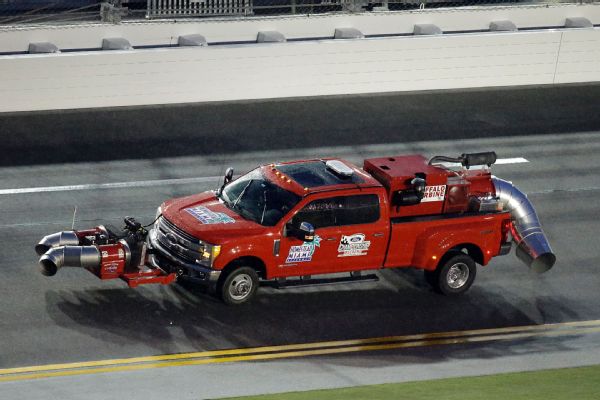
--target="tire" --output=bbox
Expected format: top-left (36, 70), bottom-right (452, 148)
top-left (218, 267), bottom-right (259, 305)
top-left (433, 253), bottom-right (477, 296)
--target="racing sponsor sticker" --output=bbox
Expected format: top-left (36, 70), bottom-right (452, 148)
top-left (421, 185), bottom-right (446, 202)
top-left (104, 263), bottom-right (119, 273)
top-left (285, 235), bottom-right (322, 263)
top-left (186, 206), bottom-right (235, 225)
top-left (338, 233), bottom-right (371, 257)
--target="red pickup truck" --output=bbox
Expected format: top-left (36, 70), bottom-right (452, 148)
top-left (36, 152), bottom-right (555, 305)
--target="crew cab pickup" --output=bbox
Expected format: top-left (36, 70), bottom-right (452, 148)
top-left (36, 152), bottom-right (555, 305)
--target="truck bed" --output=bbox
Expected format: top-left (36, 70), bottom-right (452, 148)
top-left (385, 211), bottom-right (510, 270)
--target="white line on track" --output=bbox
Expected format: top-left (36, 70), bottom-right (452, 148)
top-left (495, 157), bottom-right (529, 165)
top-left (0, 158), bottom-right (528, 196)
top-left (0, 176), bottom-right (220, 195)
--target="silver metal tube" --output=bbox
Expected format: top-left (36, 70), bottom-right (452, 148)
top-left (35, 231), bottom-right (80, 256)
top-left (39, 246), bottom-right (101, 277)
top-left (492, 177), bottom-right (556, 273)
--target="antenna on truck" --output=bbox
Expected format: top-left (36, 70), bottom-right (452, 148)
top-left (428, 152), bottom-right (497, 169)
top-left (71, 206), bottom-right (77, 230)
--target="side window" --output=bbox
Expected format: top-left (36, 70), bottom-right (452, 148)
top-left (336, 194), bottom-right (380, 225)
top-left (292, 194), bottom-right (380, 229)
top-left (292, 198), bottom-right (339, 229)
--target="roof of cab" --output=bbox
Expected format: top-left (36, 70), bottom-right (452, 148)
top-left (264, 159), bottom-right (382, 195)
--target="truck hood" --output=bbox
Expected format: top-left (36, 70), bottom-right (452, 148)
top-left (160, 191), bottom-right (266, 243)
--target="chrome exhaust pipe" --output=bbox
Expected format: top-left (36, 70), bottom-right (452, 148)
top-left (492, 177), bottom-right (556, 273)
top-left (35, 231), bottom-right (80, 256)
top-left (39, 246), bottom-right (101, 277)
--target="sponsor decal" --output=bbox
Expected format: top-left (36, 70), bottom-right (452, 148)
top-left (104, 263), bottom-right (119, 273)
top-left (421, 185), bottom-right (446, 202)
top-left (186, 206), bottom-right (235, 225)
top-left (338, 233), bottom-right (371, 257)
top-left (285, 235), bottom-right (322, 263)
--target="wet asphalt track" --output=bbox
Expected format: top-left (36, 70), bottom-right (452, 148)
top-left (0, 86), bottom-right (600, 398)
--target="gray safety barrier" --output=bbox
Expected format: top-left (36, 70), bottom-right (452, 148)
top-left (413, 24), bottom-right (443, 35)
top-left (490, 20), bottom-right (518, 32)
top-left (178, 34), bottom-right (208, 47)
top-left (565, 17), bottom-right (593, 28)
top-left (257, 31), bottom-right (286, 43)
top-left (102, 37), bottom-right (133, 51)
top-left (334, 27), bottom-right (364, 39)
top-left (28, 42), bottom-right (60, 54)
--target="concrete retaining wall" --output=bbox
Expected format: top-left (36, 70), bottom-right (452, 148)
top-left (0, 5), bottom-right (599, 112)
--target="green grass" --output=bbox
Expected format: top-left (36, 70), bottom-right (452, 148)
top-left (223, 365), bottom-right (600, 400)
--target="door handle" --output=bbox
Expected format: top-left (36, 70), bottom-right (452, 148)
top-left (326, 237), bottom-right (338, 241)
top-left (373, 233), bottom-right (385, 237)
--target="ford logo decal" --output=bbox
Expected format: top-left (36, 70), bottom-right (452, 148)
top-left (166, 233), bottom-right (177, 244)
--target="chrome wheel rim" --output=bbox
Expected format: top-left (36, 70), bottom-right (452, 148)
top-left (229, 273), bottom-right (253, 301)
top-left (447, 262), bottom-right (469, 289)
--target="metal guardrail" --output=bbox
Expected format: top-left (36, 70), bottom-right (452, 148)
top-left (0, 1), bottom-right (102, 25)
top-left (146, 0), bottom-right (253, 18)
top-left (145, 0), bottom-right (597, 19)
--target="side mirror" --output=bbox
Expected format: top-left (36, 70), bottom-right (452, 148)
top-left (297, 222), bottom-right (315, 242)
top-left (224, 167), bottom-right (234, 185)
top-left (217, 167), bottom-right (234, 196)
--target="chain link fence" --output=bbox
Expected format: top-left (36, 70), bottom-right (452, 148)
top-left (0, 1), bottom-right (101, 24)
top-left (0, 0), bottom-right (595, 25)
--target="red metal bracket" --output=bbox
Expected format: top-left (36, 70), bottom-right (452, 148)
top-left (120, 269), bottom-right (176, 288)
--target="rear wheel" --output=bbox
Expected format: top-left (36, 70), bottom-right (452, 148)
top-left (218, 267), bottom-right (259, 305)
top-left (431, 253), bottom-right (477, 295)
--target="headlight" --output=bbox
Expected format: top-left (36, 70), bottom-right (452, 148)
top-left (211, 245), bottom-right (221, 260)
top-left (155, 206), bottom-right (162, 221)
top-left (201, 244), bottom-right (221, 266)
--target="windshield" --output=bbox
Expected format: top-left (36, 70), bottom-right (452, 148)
top-left (220, 168), bottom-right (301, 226)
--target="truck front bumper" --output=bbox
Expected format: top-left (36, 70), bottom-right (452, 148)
top-left (147, 228), bottom-right (221, 285)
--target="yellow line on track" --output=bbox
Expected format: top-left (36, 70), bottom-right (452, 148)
top-left (3, 319), bottom-right (599, 375)
top-left (1, 320), bottom-right (600, 382)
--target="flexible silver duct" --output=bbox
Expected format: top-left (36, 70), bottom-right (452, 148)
top-left (492, 177), bottom-right (556, 273)
top-left (35, 231), bottom-right (80, 256)
top-left (39, 246), bottom-right (101, 277)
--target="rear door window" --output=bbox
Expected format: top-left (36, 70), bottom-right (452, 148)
top-left (336, 194), bottom-right (380, 225)
top-left (293, 194), bottom-right (380, 228)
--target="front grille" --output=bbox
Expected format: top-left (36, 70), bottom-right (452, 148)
top-left (156, 216), bottom-right (205, 265)
top-left (160, 217), bottom-right (199, 243)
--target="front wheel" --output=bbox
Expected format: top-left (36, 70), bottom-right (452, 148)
top-left (218, 267), bottom-right (259, 305)
top-left (432, 253), bottom-right (477, 295)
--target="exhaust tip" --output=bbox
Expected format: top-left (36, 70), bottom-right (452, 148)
top-left (35, 231), bottom-right (80, 256)
top-left (516, 243), bottom-right (556, 274)
top-left (35, 244), bottom-right (50, 256)
top-left (530, 252), bottom-right (556, 274)
top-left (39, 256), bottom-right (58, 276)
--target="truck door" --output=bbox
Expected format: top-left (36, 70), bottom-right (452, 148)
top-left (276, 196), bottom-right (342, 276)
top-left (277, 193), bottom-right (387, 276)
top-left (329, 193), bottom-right (388, 272)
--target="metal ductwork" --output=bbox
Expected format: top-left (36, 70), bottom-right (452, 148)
top-left (429, 151), bottom-right (497, 168)
top-left (492, 177), bottom-right (556, 273)
top-left (35, 231), bottom-right (80, 256)
top-left (39, 246), bottom-right (101, 277)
